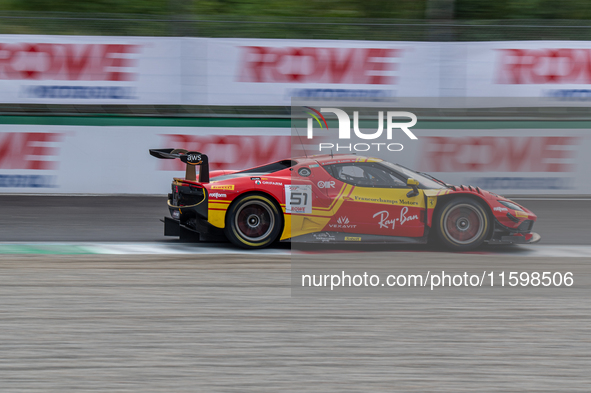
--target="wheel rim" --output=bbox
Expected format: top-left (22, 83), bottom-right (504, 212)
top-left (443, 204), bottom-right (485, 245)
top-left (235, 201), bottom-right (274, 242)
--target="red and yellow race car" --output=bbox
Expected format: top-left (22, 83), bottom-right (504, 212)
top-left (150, 149), bottom-right (540, 250)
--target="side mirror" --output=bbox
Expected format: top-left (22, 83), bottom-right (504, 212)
top-left (406, 178), bottom-right (420, 198)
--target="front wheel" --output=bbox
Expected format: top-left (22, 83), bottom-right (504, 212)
top-left (224, 194), bottom-right (282, 249)
top-left (434, 197), bottom-right (490, 251)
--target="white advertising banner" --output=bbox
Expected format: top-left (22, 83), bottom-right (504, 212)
top-left (0, 35), bottom-right (184, 105)
top-left (410, 129), bottom-right (589, 195)
top-left (202, 38), bottom-right (440, 105)
top-left (0, 126), bottom-right (290, 194)
top-left (0, 124), bottom-right (589, 195)
top-left (5, 36), bottom-right (591, 104)
top-left (300, 126), bottom-right (591, 196)
top-left (464, 40), bottom-right (591, 100)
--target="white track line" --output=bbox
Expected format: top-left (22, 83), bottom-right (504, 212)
top-left (0, 242), bottom-right (591, 258)
top-left (0, 242), bottom-right (291, 256)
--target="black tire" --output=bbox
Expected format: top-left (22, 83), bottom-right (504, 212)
top-left (224, 193), bottom-right (283, 249)
top-left (434, 197), bottom-right (490, 251)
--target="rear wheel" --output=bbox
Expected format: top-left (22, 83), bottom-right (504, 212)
top-left (434, 197), bottom-right (490, 251)
top-left (225, 194), bottom-right (282, 249)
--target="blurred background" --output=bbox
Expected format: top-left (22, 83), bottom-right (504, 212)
top-left (4, 0), bottom-right (591, 39)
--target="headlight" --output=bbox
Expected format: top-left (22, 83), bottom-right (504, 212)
top-left (498, 200), bottom-right (524, 212)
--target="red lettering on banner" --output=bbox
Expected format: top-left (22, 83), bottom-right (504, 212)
top-left (328, 48), bottom-right (354, 83)
top-left (159, 135), bottom-right (291, 171)
top-left (0, 43), bottom-right (140, 81)
top-left (422, 136), bottom-right (577, 172)
top-left (65, 44), bottom-right (92, 80)
top-left (101, 44), bottom-right (137, 82)
top-left (497, 48), bottom-right (591, 84)
top-left (0, 132), bottom-right (62, 170)
top-left (239, 46), bottom-right (398, 84)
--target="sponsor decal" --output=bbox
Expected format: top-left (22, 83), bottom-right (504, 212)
top-left (255, 180), bottom-right (261, 185)
top-left (398, 199), bottom-right (419, 206)
top-left (317, 180), bottom-right (335, 189)
top-left (211, 184), bottom-right (234, 190)
top-left (298, 167), bottom-right (311, 177)
top-left (251, 177), bottom-right (261, 180)
top-left (494, 206), bottom-right (509, 212)
top-left (209, 192), bottom-right (227, 199)
top-left (185, 152), bottom-right (202, 165)
top-left (329, 216), bottom-right (357, 229)
top-left (285, 184), bottom-right (312, 214)
top-left (373, 206), bottom-right (419, 230)
top-left (262, 181), bottom-right (283, 186)
top-left (306, 107), bottom-right (417, 153)
top-left (344, 236), bottom-right (362, 241)
top-left (353, 195), bottom-right (419, 206)
top-left (239, 47), bottom-right (399, 85)
top-left (422, 137), bottom-right (578, 173)
top-left (313, 232), bottom-right (336, 242)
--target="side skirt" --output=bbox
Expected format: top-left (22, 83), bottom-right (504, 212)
top-left (287, 231), bottom-right (429, 244)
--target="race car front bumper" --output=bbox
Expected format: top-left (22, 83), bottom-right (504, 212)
top-left (488, 231), bottom-right (541, 244)
top-left (487, 218), bottom-right (541, 245)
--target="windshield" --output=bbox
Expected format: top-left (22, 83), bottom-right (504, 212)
top-left (380, 162), bottom-right (447, 189)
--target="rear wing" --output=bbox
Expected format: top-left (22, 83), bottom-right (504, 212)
top-left (149, 149), bottom-right (209, 183)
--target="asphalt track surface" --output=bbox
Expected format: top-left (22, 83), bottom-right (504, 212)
top-left (0, 196), bottom-right (589, 391)
top-left (0, 253), bottom-right (589, 392)
top-left (0, 195), bottom-right (588, 245)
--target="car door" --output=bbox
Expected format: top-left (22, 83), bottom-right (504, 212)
top-left (287, 163), bottom-right (335, 238)
top-left (322, 162), bottom-right (426, 238)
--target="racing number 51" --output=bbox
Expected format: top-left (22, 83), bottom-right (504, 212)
top-left (290, 192), bottom-right (308, 206)
top-left (285, 184), bottom-right (312, 214)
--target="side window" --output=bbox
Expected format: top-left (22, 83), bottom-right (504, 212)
top-left (324, 163), bottom-right (407, 188)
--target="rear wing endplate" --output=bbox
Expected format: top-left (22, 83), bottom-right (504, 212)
top-left (149, 149), bottom-right (209, 183)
